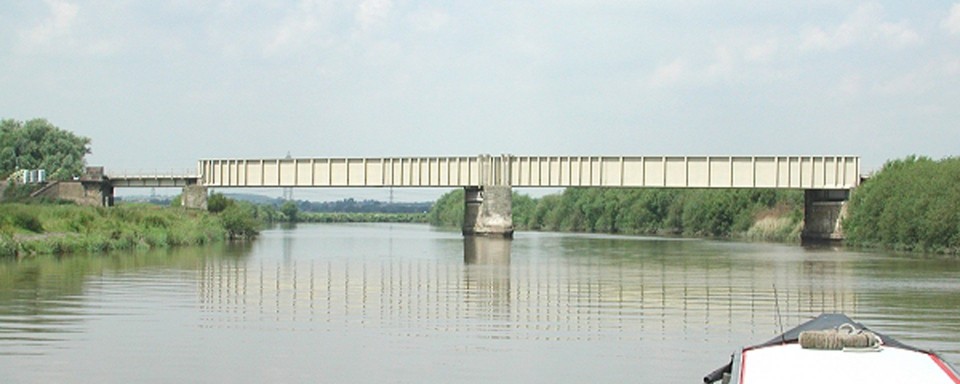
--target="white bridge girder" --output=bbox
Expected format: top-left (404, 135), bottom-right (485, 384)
top-left (197, 155), bottom-right (860, 190)
top-left (107, 175), bottom-right (198, 188)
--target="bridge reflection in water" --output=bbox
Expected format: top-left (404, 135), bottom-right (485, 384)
top-left (196, 235), bottom-right (858, 343)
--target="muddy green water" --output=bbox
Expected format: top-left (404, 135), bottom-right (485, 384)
top-left (1, 223), bottom-right (958, 383)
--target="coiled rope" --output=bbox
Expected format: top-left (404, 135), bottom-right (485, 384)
top-left (798, 323), bottom-right (882, 351)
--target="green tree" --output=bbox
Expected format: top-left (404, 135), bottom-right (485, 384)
top-left (428, 189), bottom-right (464, 227)
top-left (280, 200), bottom-right (299, 222)
top-left (0, 119), bottom-right (91, 180)
top-left (255, 204), bottom-right (280, 222)
top-left (845, 156), bottom-right (960, 253)
top-left (511, 192), bottom-right (536, 229)
top-left (207, 193), bottom-right (233, 213)
top-left (220, 201), bottom-right (260, 240)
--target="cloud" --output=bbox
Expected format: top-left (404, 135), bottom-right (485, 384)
top-left (706, 46), bottom-right (735, 79)
top-left (800, 3), bottom-right (921, 52)
top-left (356, 0), bottom-right (393, 31)
top-left (15, 0), bottom-right (124, 56)
top-left (836, 75), bottom-right (863, 98)
top-left (647, 39), bottom-right (781, 89)
top-left (744, 38), bottom-right (779, 63)
top-left (947, 58), bottom-right (960, 76)
top-left (408, 9), bottom-right (450, 33)
top-left (648, 59), bottom-right (687, 88)
top-left (262, 0), bottom-right (342, 57)
top-left (944, 3), bottom-right (960, 35)
top-left (20, 0), bottom-right (79, 47)
top-left (263, 0), bottom-right (399, 56)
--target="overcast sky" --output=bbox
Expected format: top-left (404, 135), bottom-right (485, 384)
top-left (2, 1), bottom-right (959, 199)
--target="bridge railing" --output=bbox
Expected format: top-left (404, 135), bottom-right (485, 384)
top-left (106, 169), bottom-right (199, 179)
top-left (105, 169), bottom-right (200, 188)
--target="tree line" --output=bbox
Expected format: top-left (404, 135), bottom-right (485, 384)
top-left (430, 187), bottom-right (804, 240)
top-left (844, 156), bottom-right (960, 254)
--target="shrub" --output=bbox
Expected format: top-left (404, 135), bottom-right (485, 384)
top-left (207, 193), bottom-right (233, 213)
top-left (220, 202), bottom-right (260, 239)
top-left (845, 156), bottom-right (960, 253)
top-left (0, 235), bottom-right (16, 257)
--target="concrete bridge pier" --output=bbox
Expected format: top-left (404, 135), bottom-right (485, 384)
top-left (801, 189), bottom-right (850, 244)
top-left (182, 184), bottom-right (208, 210)
top-left (102, 184), bottom-right (114, 207)
top-left (462, 186), bottom-right (514, 238)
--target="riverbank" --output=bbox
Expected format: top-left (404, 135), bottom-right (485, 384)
top-left (428, 156), bottom-right (960, 253)
top-left (0, 203), bottom-right (228, 258)
top-left (429, 188), bottom-right (805, 243)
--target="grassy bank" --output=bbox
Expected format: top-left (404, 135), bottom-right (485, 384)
top-left (0, 203), bottom-right (229, 258)
top-left (429, 188), bottom-right (804, 242)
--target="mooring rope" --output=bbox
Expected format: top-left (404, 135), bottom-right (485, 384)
top-left (798, 323), bottom-right (882, 350)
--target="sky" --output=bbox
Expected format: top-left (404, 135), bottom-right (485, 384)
top-left (2, 1), bottom-right (959, 201)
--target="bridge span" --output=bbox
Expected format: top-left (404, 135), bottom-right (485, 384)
top-left (198, 155), bottom-right (860, 190)
top-left (95, 154), bottom-right (859, 242)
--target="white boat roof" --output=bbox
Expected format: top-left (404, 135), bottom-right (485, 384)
top-left (738, 343), bottom-right (960, 384)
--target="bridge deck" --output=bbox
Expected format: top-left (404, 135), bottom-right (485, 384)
top-left (197, 155), bottom-right (860, 190)
top-left (107, 175), bottom-right (199, 188)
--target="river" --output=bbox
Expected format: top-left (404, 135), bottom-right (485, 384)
top-left (1, 223), bottom-right (959, 383)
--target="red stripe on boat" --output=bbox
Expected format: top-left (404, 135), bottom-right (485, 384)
top-left (739, 351), bottom-right (747, 384)
top-left (931, 354), bottom-right (960, 384)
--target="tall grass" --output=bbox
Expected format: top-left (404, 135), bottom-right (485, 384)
top-left (0, 203), bottom-right (228, 258)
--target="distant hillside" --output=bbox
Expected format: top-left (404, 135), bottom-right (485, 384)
top-left (223, 193), bottom-right (277, 205)
top-left (118, 193), bottom-right (432, 214)
top-left (227, 194), bottom-right (432, 214)
top-left (301, 198), bottom-right (431, 213)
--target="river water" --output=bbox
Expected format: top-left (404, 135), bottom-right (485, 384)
top-left (1, 223), bottom-right (959, 383)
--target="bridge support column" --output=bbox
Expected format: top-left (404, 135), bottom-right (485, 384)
top-left (182, 185), bottom-right (208, 210)
top-left (102, 184), bottom-right (114, 207)
top-left (463, 186), bottom-right (514, 238)
top-left (801, 189), bottom-right (850, 244)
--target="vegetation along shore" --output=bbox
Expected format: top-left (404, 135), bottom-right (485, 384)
top-left (429, 155), bottom-right (960, 255)
top-left (3, 118), bottom-right (958, 256)
top-left (0, 203), bottom-right (228, 258)
top-left (429, 188), bottom-right (805, 242)
top-left (843, 156), bottom-right (960, 254)
top-left (6, 155), bottom-right (960, 258)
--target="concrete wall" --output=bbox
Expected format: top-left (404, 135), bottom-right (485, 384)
top-left (30, 181), bottom-right (109, 206)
